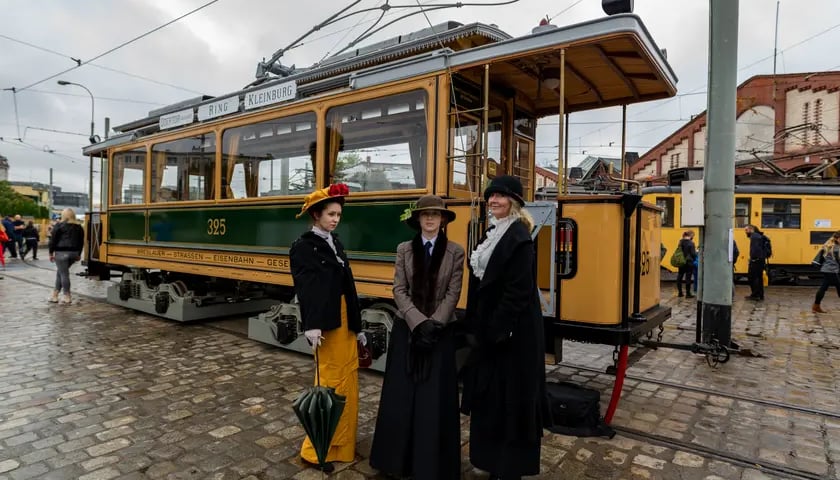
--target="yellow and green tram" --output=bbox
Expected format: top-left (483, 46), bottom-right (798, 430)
top-left (644, 182), bottom-right (840, 282)
top-left (81, 9), bottom-right (677, 403)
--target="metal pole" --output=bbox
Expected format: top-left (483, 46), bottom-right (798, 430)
top-left (558, 49), bottom-right (566, 196)
top-left (49, 168), bottom-right (53, 215)
top-left (621, 105), bottom-right (627, 180)
top-left (701, 0), bottom-right (739, 348)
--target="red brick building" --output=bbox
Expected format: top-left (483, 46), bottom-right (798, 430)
top-left (628, 71), bottom-right (840, 182)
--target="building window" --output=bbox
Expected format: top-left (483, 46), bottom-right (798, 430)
top-left (814, 98), bottom-right (823, 146)
top-left (802, 102), bottom-right (810, 147)
top-left (656, 197), bottom-right (675, 227)
top-left (669, 153), bottom-right (680, 169)
top-left (761, 198), bottom-right (800, 229)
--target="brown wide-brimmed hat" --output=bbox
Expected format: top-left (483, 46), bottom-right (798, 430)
top-left (404, 195), bottom-right (456, 230)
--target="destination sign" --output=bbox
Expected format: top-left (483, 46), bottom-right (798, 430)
top-left (131, 247), bottom-right (290, 271)
top-left (159, 108), bottom-right (194, 129)
top-left (197, 96), bottom-right (239, 121)
top-left (244, 80), bottom-right (297, 110)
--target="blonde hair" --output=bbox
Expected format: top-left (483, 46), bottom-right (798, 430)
top-left (60, 208), bottom-right (76, 224)
top-left (509, 202), bottom-right (534, 232)
top-left (825, 231), bottom-right (840, 249)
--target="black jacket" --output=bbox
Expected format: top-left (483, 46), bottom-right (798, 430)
top-left (22, 225), bottom-right (39, 239)
top-left (678, 238), bottom-right (697, 263)
top-left (48, 222), bottom-right (84, 255)
top-left (289, 231), bottom-right (362, 333)
top-left (748, 231), bottom-right (766, 260)
top-left (460, 220), bottom-right (546, 476)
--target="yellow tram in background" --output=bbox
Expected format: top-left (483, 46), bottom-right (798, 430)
top-left (645, 180), bottom-right (840, 282)
top-left (81, 8), bottom-right (677, 416)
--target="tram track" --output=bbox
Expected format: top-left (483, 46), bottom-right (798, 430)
top-left (613, 425), bottom-right (829, 480)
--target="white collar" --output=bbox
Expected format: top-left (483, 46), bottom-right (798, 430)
top-left (421, 234), bottom-right (437, 246)
top-left (311, 225), bottom-right (331, 240)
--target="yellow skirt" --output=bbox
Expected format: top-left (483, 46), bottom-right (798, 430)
top-left (300, 297), bottom-right (359, 463)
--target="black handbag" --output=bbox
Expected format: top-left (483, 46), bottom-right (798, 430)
top-left (812, 250), bottom-right (825, 267)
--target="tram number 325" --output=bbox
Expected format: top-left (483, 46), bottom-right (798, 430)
top-left (640, 250), bottom-right (651, 276)
top-left (207, 218), bottom-right (227, 236)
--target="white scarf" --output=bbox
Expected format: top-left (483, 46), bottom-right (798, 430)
top-left (469, 213), bottom-right (519, 280)
top-left (311, 226), bottom-right (344, 266)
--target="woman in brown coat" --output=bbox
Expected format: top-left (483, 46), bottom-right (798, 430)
top-left (370, 195), bottom-right (465, 480)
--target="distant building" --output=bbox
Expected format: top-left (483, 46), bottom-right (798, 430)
top-left (8, 181), bottom-right (89, 217)
top-left (629, 71), bottom-right (840, 183)
top-left (535, 165), bottom-right (558, 189)
top-left (0, 154), bottom-right (8, 181)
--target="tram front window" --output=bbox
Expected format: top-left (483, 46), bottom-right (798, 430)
top-left (326, 90), bottom-right (428, 192)
top-left (222, 112), bottom-right (317, 199)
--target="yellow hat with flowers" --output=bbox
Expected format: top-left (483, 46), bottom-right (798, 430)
top-left (295, 183), bottom-right (350, 218)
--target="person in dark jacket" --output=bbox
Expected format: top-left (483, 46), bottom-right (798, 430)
top-left (48, 208), bottom-right (84, 304)
top-left (745, 224), bottom-right (767, 300)
top-left (812, 231), bottom-right (840, 313)
top-left (460, 175), bottom-right (546, 480)
top-left (676, 231), bottom-right (698, 297)
top-left (370, 195), bottom-right (465, 480)
top-left (21, 221), bottom-right (39, 260)
top-left (290, 183), bottom-right (363, 473)
top-left (2, 215), bottom-right (17, 258)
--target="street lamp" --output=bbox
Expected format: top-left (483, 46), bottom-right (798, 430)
top-left (57, 80), bottom-right (97, 215)
top-left (57, 80), bottom-right (97, 144)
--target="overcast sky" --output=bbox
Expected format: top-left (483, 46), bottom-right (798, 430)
top-left (2, 0), bottom-right (839, 202)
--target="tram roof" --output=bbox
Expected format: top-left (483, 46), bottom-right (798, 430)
top-left (85, 14), bottom-right (677, 156)
top-left (643, 183), bottom-right (840, 196)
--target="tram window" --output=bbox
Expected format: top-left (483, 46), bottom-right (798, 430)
top-left (112, 149), bottom-right (147, 205)
top-left (222, 112), bottom-right (317, 198)
top-left (734, 198), bottom-right (751, 228)
top-left (761, 198), bottom-right (801, 229)
top-left (655, 197), bottom-right (674, 227)
top-left (326, 90), bottom-right (428, 192)
top-left (514, 109), bottom-right (535, 139)
top-left (151, 134), bottom-right (216, 202)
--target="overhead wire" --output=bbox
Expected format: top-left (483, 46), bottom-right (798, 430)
top-left (9, 0), bottom-right (222, 92)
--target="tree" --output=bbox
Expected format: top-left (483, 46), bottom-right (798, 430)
top-left (0, 181), bottom-right (49, 218)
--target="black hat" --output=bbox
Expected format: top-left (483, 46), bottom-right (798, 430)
top-left (404, 195), bottom-right (456, 230)
top-left (483, 175), bottom-right (525, 207)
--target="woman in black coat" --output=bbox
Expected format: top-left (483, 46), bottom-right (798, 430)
top-left (461, 176), bottom-right (547, 480)
top-left (370, 195), bottom-right (465, 480)
top-left (290, 183), bottom-right (363, 473)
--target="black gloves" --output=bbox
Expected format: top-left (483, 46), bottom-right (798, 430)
top-left (412, 319), bottom-right (443, 351)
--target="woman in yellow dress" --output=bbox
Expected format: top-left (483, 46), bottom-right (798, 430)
top-left (291, 183), bottom-right (364, 473)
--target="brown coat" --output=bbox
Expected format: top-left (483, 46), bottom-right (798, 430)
top-left (392, 234), bottom-right (465, 331)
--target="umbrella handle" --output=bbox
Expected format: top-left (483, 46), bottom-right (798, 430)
top-left (315, 346), bottom-right (320, 387)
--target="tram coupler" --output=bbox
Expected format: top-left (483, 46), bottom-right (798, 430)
top-left (637, 339), bottom-right (733, 366)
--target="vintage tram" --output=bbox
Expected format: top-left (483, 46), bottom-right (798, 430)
top-left (81, 11), bottom-right (678, 419)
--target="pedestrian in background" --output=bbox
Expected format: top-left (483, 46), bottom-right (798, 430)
top-left (676, 231), bottom-right (697, 298)
top-left (745, 224), bottom-right (769, 300)
top-left (21, 221), bottom-right (39, 260)
top-left (370, 195), bottom-right (464, 480)
top-left (812, 230), bottom-right (840, 313)
top-left (290, 183), bottom-right (363, 473)
top-left (12, 214), bottom-right (25, 254)
top-left (0, 222), bottom-right (8, 270)
top-left (460, 175), bottom-right (547, 480)
top-left (48, 208), bottom-right (84, 304)
top-left (2, 214), bottom-right (17, 259)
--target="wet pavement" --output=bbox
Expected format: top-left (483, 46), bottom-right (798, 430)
top-left (0, 257), bottom-right (839, 480)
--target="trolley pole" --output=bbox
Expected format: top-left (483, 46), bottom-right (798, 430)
top-left (701, 0), bottom-right (739, 348)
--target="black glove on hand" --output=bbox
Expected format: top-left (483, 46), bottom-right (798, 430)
top-left (412, 320), bottom-right (442, 351)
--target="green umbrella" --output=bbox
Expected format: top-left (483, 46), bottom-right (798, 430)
top-left (293, 349), bottom-right (346, 469)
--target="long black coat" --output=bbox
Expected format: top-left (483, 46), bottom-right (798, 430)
top-left (289, 231), bottom-right (361, 333)
top-left (460, 220), bottom-right (546, 477)
top-left (369, 233), bottom-right (464, 480)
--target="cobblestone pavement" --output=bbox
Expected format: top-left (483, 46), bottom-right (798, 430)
top-left (0, 258), bottom-right (838, 479)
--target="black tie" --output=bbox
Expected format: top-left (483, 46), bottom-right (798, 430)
top-left (424, 241), bottom-right (433, 267)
